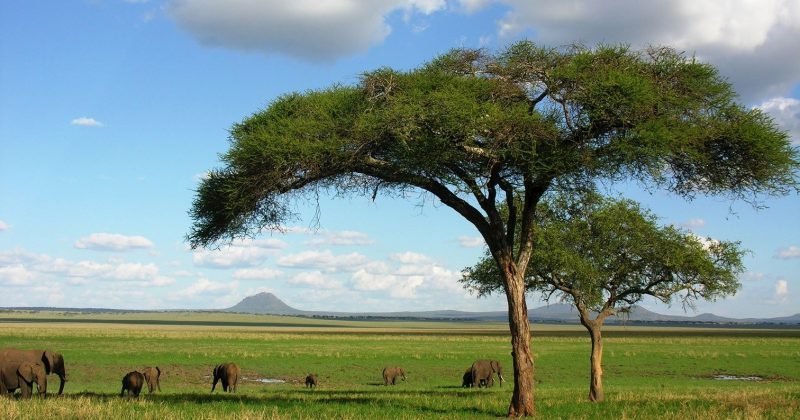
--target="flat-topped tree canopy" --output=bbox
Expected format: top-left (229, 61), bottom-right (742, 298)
top-left (188, 41), bottom-right (798, 416)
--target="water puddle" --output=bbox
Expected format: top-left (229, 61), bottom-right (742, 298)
top-left (712, 374), bottom-right (762, 381)
top-left (245, 377), bottom-right (286, 384)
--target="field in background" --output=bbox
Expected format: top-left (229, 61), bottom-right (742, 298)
top-left (0, 311), bottom-right (798, 419)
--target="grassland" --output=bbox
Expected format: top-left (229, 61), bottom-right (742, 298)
top-left (0, 311), bottom-right (798, 419)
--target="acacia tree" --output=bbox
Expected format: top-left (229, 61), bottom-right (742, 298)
top-left (461, 190), bottom-right (746, 402)
top-left (188, 42), bottom-right (798, 416)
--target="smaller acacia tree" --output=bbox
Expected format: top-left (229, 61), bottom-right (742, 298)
top-left (461, 190), bottom-right (745, 402)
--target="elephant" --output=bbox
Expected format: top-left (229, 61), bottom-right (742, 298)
top-left (305, 373), bottom-right (318, 388)
top-left (211, 363), bottom-right (240, 393)
top-left (470, 359), bottom-right (504, 388)
top-left (120, 371), bottom-right (145, 398)
top-left (462, 368), bottom-right (488, 388)
top-left (382, 366), bottom-right (406, 385)
top-left (0, 361), bottom-right (47, 398)
top-left (141, 366), bottom-right (161, 393)
top-left (0, 348), bottom-right (66, 395)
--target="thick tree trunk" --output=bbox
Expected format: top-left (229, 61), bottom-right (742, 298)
top-left (588, 326), bottom-right (604, 402)
top-left (503, 265), bottom-right (535, 417)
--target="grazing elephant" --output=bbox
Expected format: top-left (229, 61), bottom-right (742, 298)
top-left (0, 361), bottom-right (47, 398)
top-left (305, 373), bottom-right (318, 388)
top-left (0, 348), bottom-right (67, 395)
top-left (120, 371), bottom-right (145, 398)
top-left (382, 366), bottom-right (406, 385)
top-left (470, 359), bottom-right (504, 388)
top-left (141, 367), bottom-right (161, 393)
top-left (211, 363), bottom-right (240, 393)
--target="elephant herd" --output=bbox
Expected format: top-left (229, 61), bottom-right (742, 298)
top-left (0, 347), bottom-right (505, 399)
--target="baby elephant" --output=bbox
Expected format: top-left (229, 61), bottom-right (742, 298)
top-left (461, 368), bottom-right (487, 388)
top-left (1, 361), bottom-right (48, 398)
top-left (141, 366), bottom-right (161, 393)
top-left (382, 366), bottom-right (406, 385)
top-left (211, 362), bottom-right (240, 393)
top-left (305, 373), bottom-right (318, 388)
top-left (120, 371), bottom-right (145, 398)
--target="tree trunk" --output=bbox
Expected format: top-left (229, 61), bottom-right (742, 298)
top-left (502, 264), bottom-right (535, 417)
top-left (588, 325), bottom-right (604, 402)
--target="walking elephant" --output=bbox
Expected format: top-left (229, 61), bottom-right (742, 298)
top-left (305, 373), bottom-right (318, 388)
top-left (0, 360), bottom-right (47, 398)
top-left (211, 363), bottom-right (240, 393)
top-left (470, 359), bottom-right (504, 388)
top-left (382, 366), bottom-right (406, 385)
top-left (120, 371), bottom-right (145, 398)
top-left (141, 366), bottom-right (161, 393)
top-left (0, 348), bottom-right (66, 395)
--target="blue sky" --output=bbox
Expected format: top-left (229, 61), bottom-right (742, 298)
top-left (1, 0), bottom-right (798, 318)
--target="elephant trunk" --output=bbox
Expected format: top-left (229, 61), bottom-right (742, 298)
top-left (38, 376), bottom-right (47, 397)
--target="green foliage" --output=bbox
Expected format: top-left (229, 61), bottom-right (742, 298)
top-left (462, 190), bottom-right (746, 315)
top-left (188, 41), bottom-right (798, 249)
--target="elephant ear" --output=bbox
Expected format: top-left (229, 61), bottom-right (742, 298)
top-left (17, 362), bottom-right (34, 383)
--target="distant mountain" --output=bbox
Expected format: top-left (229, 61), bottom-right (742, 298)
top-left (220, 294), bottom-right (799, 325)
top-left (225, 292), bottom-right (302, 315)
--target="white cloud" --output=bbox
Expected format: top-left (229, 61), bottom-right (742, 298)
top-left (758, 97), bottom-right (800, 144)
top-left (192, 238), bottom-right (285, 268)
top-left (74, 233), bottom-right (154, 252)
top-left (679, 218), bottom-right (706, 230)
top-left (775, 245), bottom-right (800, 260)
top-left (390, 251), bottom-right (432, 265)
top-left (457, 235), bottom-right (484, 248)
top-left (232, 267), bottom-right (284, 280)
top-left (168, 0), bottom-right (447, 61)
top-left (70, 117), bottom-right (103, 127)
top-left (171, 278), bottom-right (239, 299)
top-left (307, 230), bottom-right (375, 246)
top-left (0, 264), bottom-right (36, 286)
top-left (469, 0), bottom-right (800, 103)
top-left (277, 250), bottom-right (368, 271)
top-left (0, 220), bottom-right (9, 231)
top-left (775, 279), bottom-right (789, 302)
top-left (288, 271), bottom-right (343, 289)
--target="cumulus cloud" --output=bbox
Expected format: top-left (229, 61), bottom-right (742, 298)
top-left (288, 271), bottom-right (343, 289)
top-left (171, 278), bottom-right (239, 299)
top-left (70, 117), bottom-right (103, 127)
top-left (758, 97), bottom-right (800, 144)
top-left (0, 264), bottom-right (36, 286)
top-left (0, 220), bottom-right (9, 231)
top-left (351, 251), bottom-right (462, 298)
top-left (192, 238), bottom-right (286, 268)
top-left (74, 233), bottom-right (154, 252)
top-left (277, 250), bottom-right (368, 271)
top-left (774, 279), bottom-right (789, 302)
top-left (390, 251), bottom-right (432, 265)
top-left (232, 267), bottom-right (284, 280)
top-left (679, 218), bottom-right (706, 230)
top-left (306, 230), bottom-right (375, 246)
top-left (775, 245), bottom-right (800, 260)
top-left (168, 0), bottom-right (447, 61)
top-left (466, 0), bottom-right (800, 103)
top-left (457, 235), bottom-right (484, 248)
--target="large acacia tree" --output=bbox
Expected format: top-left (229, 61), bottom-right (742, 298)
top-left (461, 190), bottom-right (746, 402)
top-left (188, 42), bottom-right (798, 416)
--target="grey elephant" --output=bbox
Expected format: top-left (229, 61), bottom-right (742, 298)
top-left (141, 366), bottom-right (161, 393)
top-left (211, 363), bottom-right (240, 393)
top-left (462, 368), bottom-right (488, 388)
top-left (0, 360), bottom-right (47, 398)
top-left (470, 359), bottom-right (504, 388)
top-left (0, 348), bottom-right (66, 395)
top-left (305, 373), bottom-right (318, 388)
top-left (121, 371), bottom-right (145, 398)
top-left (382, 366), bottom-right (406, 385)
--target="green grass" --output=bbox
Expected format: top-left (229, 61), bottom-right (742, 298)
top-left (0, 312), bottom-right (798, 418)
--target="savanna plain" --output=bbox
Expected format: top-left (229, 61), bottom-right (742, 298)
top-left (0, 311), bottom-right (798, 419)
